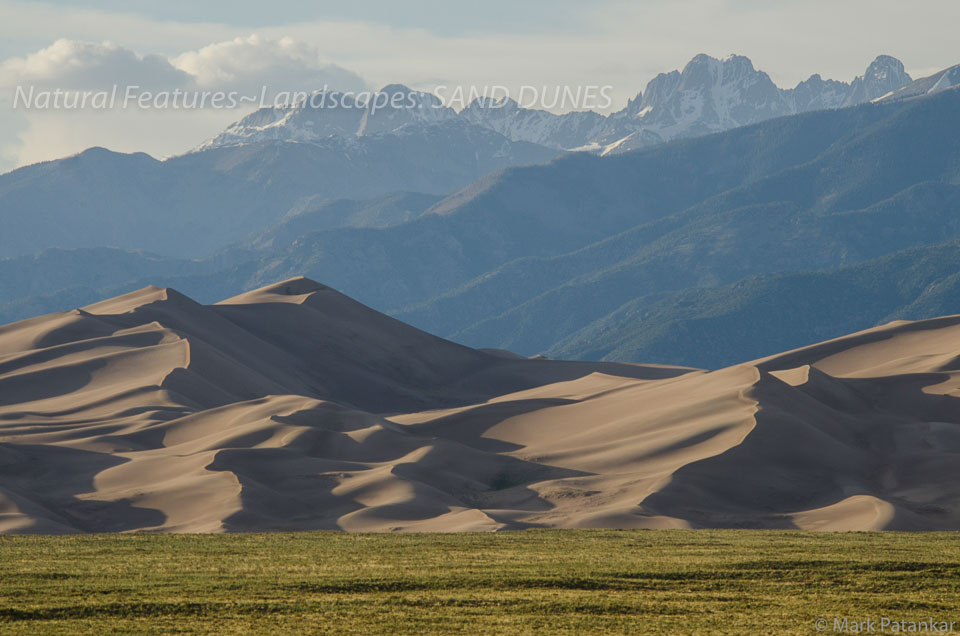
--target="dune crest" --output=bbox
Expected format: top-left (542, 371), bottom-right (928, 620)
top-left (1, 279), bottom-right (959, 533)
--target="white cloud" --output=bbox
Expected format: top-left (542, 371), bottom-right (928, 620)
top-left (1, 35), bottom-right (366, 96)
top-left (0, 39), bottom-right (200, 169)
top-left (0, 39), bottom-right (192, 90)
top-left (173, 34), bottom-right (367, 94)
top-left (0, 1), bottom-right (236, 58)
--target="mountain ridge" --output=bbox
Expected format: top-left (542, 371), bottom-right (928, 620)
top-left (200, 53), bottom-right (920, 156)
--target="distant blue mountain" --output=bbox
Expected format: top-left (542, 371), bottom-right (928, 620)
top-left (2, 71), bottom-right (959, 370)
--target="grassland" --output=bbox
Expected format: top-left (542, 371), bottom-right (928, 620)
top-left (1, 530), bottom-right (958, 634)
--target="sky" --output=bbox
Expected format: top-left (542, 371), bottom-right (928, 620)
top-left (0, 0), bottom-right (958, 173)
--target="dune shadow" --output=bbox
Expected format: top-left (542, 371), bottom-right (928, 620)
top-left (402, 398), bottom-right (576, 453)
top-left (0, 442), bottom-right (166, 533)
top-left (207, 418), bottom-right (592, 531)
top-left (638, 369), bottom-right (960, 529)
top-left (0, 359), bottom-right (108, 411)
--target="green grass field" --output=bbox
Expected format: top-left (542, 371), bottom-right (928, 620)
top-left (1, 530), bottom-right (958, 634)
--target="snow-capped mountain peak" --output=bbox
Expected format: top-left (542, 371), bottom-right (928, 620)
top-left (844, 55), bottom-right (912, 105)
top-left (196, 89), bottom-right (367, 150)
top-left (877, 63), bottom-right (960, 103)
top-left (460, 95), bottom-right (604, 149)
top-left (195, 53), bottom-right (929, 157)
top-left (599, 53), bottom-right (790, 154)
top-left (357, 84), bottom-right (458, 136)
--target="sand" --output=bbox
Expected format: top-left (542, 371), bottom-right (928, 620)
top-left (1, 277), bottom-right (959, 533)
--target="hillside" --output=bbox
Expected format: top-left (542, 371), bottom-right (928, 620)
top-left (393, 87), bottom-right (960, 362)
top-left (0, 124), bottom-right (556, 259)
top-left (549, 239), bottom-right (960, 367)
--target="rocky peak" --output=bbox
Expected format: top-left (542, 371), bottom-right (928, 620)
top-left (844, 55), bottom-right (912, 105)
top-left (357, 84), bottom-right (457, 136)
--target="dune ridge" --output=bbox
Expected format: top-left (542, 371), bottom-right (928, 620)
top-left (1, 278), bottom-right (958, 533)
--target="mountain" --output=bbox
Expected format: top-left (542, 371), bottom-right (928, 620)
top-left (0, 183), bottom-right (447, 331)
top-left (0, 122), bottom-right (557, 259)
top-left (2, 278), bottom-right (960, 533)
top-left (187, 86), bottom-right (951, 366)
top-left (461, 54), bottom-right (913, 155)
top-left (196, 55), bottom-right (916, 158)
top-left (196, 90), bottom-right (370, 150)
top-left (881, 63), bottom-right (960, 102)
top-left (0, 54), bottom-right (925, 262)
top-left (199, 84), bottom-right (460, 150)
top-left (240, 191), bottom-right (445, 251)
top-left (3, 85), bottom-right (959, 368)
top-left (205, 82), bottom-right (608, 152)
top-left (844, 55), bottom-right (912, 105)
top-left (548, 239), bottom-right (960, 368)
top-left (598, 54), bottom-right (795, 153)
top-left (783, 73), bottom-right (850, 112)
top-left (412, 92), bottom-right (960, 360)
top-left (460, 97), bottom-right (606, 150)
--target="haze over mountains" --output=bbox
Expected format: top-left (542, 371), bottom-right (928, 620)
top-left (0, 53), bottom-right (959, 374)
top-left (2, 278), bottom-right (960, 533)
top-left (0, 123), bottom-right (555, 258)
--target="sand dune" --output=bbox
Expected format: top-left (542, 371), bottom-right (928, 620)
top-left (1, 278), bottom-right (959, 533)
